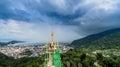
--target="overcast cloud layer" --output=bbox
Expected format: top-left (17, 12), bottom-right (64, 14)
top-left (0, 0), bottom-right (120, 42)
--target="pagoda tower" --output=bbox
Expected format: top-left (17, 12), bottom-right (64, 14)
top-left (44, 32), bottom-right (62, 67)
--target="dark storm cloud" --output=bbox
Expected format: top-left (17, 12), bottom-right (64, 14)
top-left (0, 0), bottom-right (120, 42)
top-left (0, 0), bottom-right (85, 24)
top-left (0, 0), bottom-right (30, 21)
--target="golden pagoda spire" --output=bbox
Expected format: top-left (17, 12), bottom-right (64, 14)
top-left (51, 32), bottom-right (54, 42)
top-left (50, 32), bottom-right (55, 50)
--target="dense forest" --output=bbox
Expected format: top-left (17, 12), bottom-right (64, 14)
top-left (0, 49), bottom-right (120, 67)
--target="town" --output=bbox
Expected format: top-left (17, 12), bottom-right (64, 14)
top-left (0, 44), bottom-right (72, 59)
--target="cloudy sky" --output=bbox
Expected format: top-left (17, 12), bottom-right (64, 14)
top-left (0, 0), bottom-right (120, 42)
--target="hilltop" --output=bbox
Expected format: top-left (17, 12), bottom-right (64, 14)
top-left (0, 40), bottom-right (24, 46)
top-left (71, 28), bottom-right (120, 50)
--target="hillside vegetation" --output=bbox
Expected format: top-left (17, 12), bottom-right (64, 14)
top-left (0, 49), bottom-right (120, 67)
top-left (71, 28), bottom-right (120, 50)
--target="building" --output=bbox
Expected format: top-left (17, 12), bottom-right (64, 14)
top-left (44, 32), bottom-right (62, 67)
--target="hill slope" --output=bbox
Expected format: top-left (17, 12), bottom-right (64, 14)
top-left (71, 28), bottom-right (120, 50)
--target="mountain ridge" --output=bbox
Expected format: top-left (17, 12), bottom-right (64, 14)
top-left (0, 40), bottom-right (25, 46)
top-left (70, 28), bottom-right (120, 50)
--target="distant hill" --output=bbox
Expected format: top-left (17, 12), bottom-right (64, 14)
top-left (0, 42), bottom-right (8, 46)
top-left (0, 40), bottom-right (24, 46)
top-left (7, 40), bottom-right (24, 44)
top-left (70, 28), bottom-right (120, 50)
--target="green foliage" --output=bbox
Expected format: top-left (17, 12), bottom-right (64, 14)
top-left (61, 49), bottom-right (96, 67)
top-left (61, 49), bottom-right (120, 67)
top-left (0, 52), bottom-right (44, 67)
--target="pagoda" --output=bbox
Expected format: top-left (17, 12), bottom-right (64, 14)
top-left (44, 32), bottom-right (62, 67)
